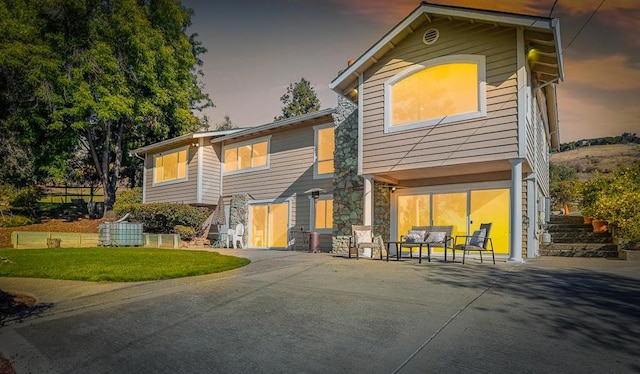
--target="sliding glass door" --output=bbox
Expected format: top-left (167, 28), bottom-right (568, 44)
top-left (249, 201), bottom-right (290, 249)
top-left (395, 187), bottom-right (510, 254)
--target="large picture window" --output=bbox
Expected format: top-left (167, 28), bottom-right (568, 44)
top-left (384, 55), bottom-right (486, 132)
top-left (224, 138), bottom-right (270, 174)
top-left (314, 124), bottom-right (334, 178)
top-left (153, 147), bottom-right (188, 185)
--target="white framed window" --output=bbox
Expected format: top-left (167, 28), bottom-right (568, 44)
top-left (152, 146), bottom-right (188, 186)
top-left (314, 124), bottom-right (335, 179)
top-left (223, 136), bottom-right (270, 175)
top-left (310, 194), bottom-right (333, 233)
top-left (384, 54), bottom-right (486, 133)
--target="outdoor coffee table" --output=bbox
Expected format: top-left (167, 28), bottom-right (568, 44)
top-left (385, 241), bottom-right (401, 262)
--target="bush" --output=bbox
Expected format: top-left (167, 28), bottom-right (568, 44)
top-left (116, 202), bottom-right (210, 235)
top-left (174, 225), bottom-right (196, 241)
top-left (577, 163), bottom-right (640, 242)
top-left (116, 187), bottom-right (143, 206)
top-left (549, 162), bottom-right (579, 210)
top-left (0, 214), bottom-right (35, 228)
top-left (113, 187), bottom-right (143, 214)
top-left (0, 184), bottom-right (43, 217)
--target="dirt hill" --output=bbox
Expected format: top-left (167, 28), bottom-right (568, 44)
top-left (550, 144), bottom-right (640, 181)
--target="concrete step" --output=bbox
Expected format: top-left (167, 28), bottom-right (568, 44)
top-left (549, 215), bottom-right (586, 225)
top-left (540, 243), bottom-right (619, 258)
top-left (546, 223), bottom-right (594, 231)
top-left (549, 232), bottom-right (613, 244)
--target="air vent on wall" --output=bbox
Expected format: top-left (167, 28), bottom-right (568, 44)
top-left (423, 28), bottom-right (439, 45)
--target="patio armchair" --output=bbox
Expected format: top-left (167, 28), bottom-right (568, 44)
top-left (452, 223), bottom-right (495, 264)
top-left (348, 225), bottom-right (384, 259)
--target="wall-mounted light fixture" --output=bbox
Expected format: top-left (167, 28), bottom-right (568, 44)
top-left (391, 186), bottom-right (397, 193)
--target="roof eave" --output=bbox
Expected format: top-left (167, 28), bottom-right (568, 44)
top-left (330, 2), bottom-right (559, 97)
top-left (130, 130), bottom-right (241, 155)
top-left (210, 108), bottom-right (337, 144)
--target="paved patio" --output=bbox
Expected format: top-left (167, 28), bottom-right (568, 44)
top-left (1, 250), bottom-right (639, 373)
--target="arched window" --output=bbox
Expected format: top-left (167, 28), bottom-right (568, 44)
top-left (384, 55), bottom-right (486, 132)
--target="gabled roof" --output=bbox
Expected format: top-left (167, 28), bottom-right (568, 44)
top-left (210, 108), bottom-right (336, 144)
top-left (130, 129), bottom-right (241, 155)
top-left (329, 1), bottom-right (564, 98)
top-left (130, 108), bottom-right (337, 155)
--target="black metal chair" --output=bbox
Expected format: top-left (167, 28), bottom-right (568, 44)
top-left (453, 223), bottom-right (495, 264)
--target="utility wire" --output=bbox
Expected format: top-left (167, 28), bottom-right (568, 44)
top-left (548, 0), bottom-right (558, 17)
top-left (565, 0), bottom-right (606, 50)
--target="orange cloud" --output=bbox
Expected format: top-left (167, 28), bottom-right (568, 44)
top-left (328, 0), bottom-right (554, 24)
top-left (564, 55), bottom-right (640, 91)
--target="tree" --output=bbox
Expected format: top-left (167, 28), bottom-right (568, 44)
top-left (0, 0), bottom-right (212, 216)
top-left (275, 77), bottom-right (320, 121)
top-left (214, 115), bottom-right (236, 131)
top-left (549, 162), bottom-right (578, 210)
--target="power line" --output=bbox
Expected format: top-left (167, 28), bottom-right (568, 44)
top-left (548, 0), bottom-right (559, 17)
top-left (565, 0), bottom-right (606, 50)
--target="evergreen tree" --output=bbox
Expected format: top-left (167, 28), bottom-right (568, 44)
top-left (275, 77), bottom-right (320, 121)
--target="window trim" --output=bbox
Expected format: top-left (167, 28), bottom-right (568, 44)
top-left (384, 54), bottom-right (487, 133)
top-left (309, 194), bottom-right (333, 233)
top-left (313, 123), bottom-right (335, 179)
top-left (151, 146), bottom-right (189, 187)
top-left (222, 136), bottom-right (271, 176)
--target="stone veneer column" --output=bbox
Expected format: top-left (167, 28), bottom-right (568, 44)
top-left (331, 96), bottom-right (362, 254)
top-left (229, 193), bottom-right (249, 247)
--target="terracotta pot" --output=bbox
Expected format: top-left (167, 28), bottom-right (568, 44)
top-left (583, 215), bottom-right (593, 225)
top-left (591, 219), bottom-right (608, 233)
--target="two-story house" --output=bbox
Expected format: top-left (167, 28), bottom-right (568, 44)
top-left (131, 109), bottom-right (337, 250)
top-left (329, 2), bottom-right (563, 261)
top-left (132, 2), bottom-right (563, 260)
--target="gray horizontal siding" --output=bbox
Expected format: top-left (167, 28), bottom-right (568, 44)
top-left (200, 140), bottom-right (221, 205)
top-left (223, 123), bottom-right (334, 230)
top-left (361, 18), bottom-right (519, 176)
top-left (144, 144), bottom-right (199, 204)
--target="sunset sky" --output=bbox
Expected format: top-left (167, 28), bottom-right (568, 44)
top-left (181, 0), bottom-right (639, 143)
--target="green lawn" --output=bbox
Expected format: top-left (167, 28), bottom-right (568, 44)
top-left (0, 247), bottom-right (250, 282)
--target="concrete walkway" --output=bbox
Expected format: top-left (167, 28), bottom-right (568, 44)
top-left (1, 250), bottom-right (639, 373)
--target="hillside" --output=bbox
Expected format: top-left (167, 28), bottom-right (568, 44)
top-left (550, 144), bottom-right (640, 181)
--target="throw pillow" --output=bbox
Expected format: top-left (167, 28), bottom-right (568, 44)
top-left (469, 228), bottom-right (487, 247)
top-left (425, 231), bottom-right (446, 243)
top-left (355, 229), bottom-right (372, 245)
top-left (405, 230), bottom-right (426, 243)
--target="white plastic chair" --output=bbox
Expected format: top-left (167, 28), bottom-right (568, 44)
top-left (226, 227), bottom-right (234, 248)
top-left (232, 223), bottom-right (244, 249)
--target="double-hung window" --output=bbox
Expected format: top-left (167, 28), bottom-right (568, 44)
top-left (224, 137), bottom-right (270, 174)
top-left (384, 54), bottom-right (486, 132)
top-left (153, 147), bottom-right (188, 185)
top-left (314, 124), bottom-right (334, 178)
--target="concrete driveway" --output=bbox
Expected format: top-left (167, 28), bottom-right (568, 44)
top-left (1, 250), bottom-right (639, 373)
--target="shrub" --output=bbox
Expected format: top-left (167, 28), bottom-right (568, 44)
top-left (113, 187), bottom-right (143, 214)
top-left (117, 202), bottom-right (210, 235)
top-left (174, 225), bottom-right (196, 241)
top-left (549, 162), bottom-right (578, 210)
top-left (0, 184), bottom-right (43, 217)
top-left (0, 214), bottom-right (35, 228)
top-left (577, 163), bottom-right (640, 242)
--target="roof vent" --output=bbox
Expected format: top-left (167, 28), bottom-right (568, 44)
top-left (423, 28), bottom-right (439, 45)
